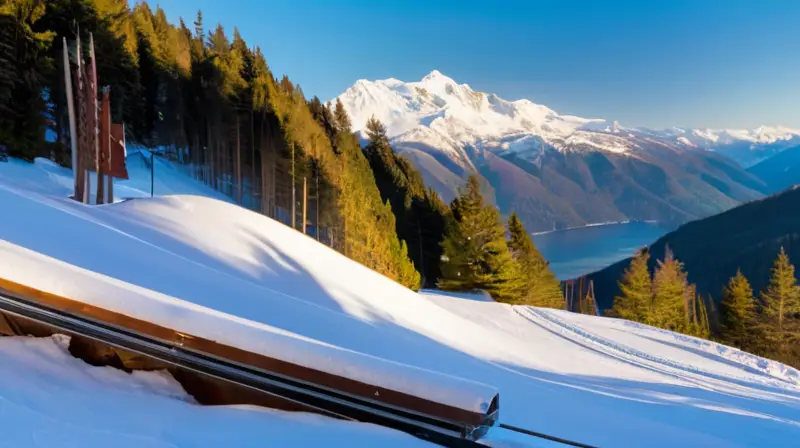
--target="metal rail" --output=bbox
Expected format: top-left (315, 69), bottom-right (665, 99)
top-left (0, 291), bottom-right (482, 448)
top-left (499, 423), bottom-right (599, 448)
top-left (0, 289), bottom-right (599, 448)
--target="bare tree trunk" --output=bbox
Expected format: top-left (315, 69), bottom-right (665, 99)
top-left (236, 115), bottom-right (242, 204)
top-left (291, 143), bottom-right (296, 229)
top-left (206, 124), bottom-right (213, 189)
top-left (107, 174), bottom-right (113, 204)
top-left (302, 176), bottom-right (308, 234)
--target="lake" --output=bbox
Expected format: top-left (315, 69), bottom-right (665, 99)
top-left (531, 222), bottom-right (670, 280)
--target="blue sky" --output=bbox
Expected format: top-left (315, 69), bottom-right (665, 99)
top-left (145, 0), bottom-right (800, 129)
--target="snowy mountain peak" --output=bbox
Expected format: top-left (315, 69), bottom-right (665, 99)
top-left (336, 72), bottom-right (800, 166)
top-left (336, 71), bottom-right (617, 158)
top-left (421, 69), bottom-right (451, 83)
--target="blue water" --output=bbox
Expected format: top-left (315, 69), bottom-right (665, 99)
top-left (531, 222), bottom-right (669, 280)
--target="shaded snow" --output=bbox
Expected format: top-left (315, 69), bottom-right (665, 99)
top-left (0, 335), bottom-right (429, 447)
top-left (1, 156), bottom-right (800, 447)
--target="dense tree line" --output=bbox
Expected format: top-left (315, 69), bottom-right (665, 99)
top-left (0, 0), bottom-right (420, 289)
top-left (610, 246), bottom-right (800, 367)
top-left (609, 247), bottom-right (710, 338)
top-left (1, 0), bottom-right (567, 301)
top-left (362, 116), bottom-right (450, 288)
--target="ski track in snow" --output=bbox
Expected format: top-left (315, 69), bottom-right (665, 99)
top-left (516, 307), bottom-right (800, 408)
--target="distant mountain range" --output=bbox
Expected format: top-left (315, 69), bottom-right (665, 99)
top-left (586, 185), bottom-right (800, 311)
top-left (335, 70), bottom-right (790, 231)
top-left (748, 145), bottom-right (800, 193)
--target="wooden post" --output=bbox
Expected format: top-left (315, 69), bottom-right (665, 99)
top-left (107, 166), bottom-right (114, 203)
top-left (236, 115), bottom-right (242, 204)
top-left (302, 176), bottom-right (308, 235)
top-left (75, 32), bottom-right (90, 204)
top-left (251, 109), bottom-right (255, 206)
top-left (90, 34), bottom-right (104, 205)
top-left (63, 38), bottom-right (79, 201)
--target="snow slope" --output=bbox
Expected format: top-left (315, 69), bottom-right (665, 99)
top-left (0, 335), bottom-right (428, 448)
top-left (1, 156), bottom-right (800, 447)
top-left (335, 70), bottom-right (800, 166)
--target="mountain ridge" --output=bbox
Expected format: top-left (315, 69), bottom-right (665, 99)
top-left (335, 70), bottom-right (771, 232)
top-left (336, 70), bottom-right (800, 167)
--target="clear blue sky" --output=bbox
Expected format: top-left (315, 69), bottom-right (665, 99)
top-left (145, 0), bottom-right (800, 129)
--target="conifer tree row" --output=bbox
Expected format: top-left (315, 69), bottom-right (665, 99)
top-left (609, 245), bottom-right (709, 337)
top-left (0, 0), bottom-right (420, 290)
top-left (610, 245), bottom-right (800, 368)
top-left (362, 116), bottom-right (449, 288)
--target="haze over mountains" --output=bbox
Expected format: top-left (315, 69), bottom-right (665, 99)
top-left (335, 70), bottom-right (798, 232)
top-left (748, 145), bottom-right (800, 194)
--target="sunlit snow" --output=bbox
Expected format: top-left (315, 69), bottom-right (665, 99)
top-left (1, 155), bottom-right (799, 447)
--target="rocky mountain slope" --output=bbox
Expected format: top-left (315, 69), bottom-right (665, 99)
top-left (336, 71), bottom-right (775, 231)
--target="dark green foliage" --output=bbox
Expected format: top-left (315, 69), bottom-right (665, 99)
top-left (507, 212), bottom-right (564, 308)
top-left (609, 248), bottom-right (652, 321)
top-left (0, 0), bottom-right (54, 160)
top-left (1, 0), bottom-right (421, 290)
top-left (363, 116), bottom-right (449, 288)
top-left (438, 175), bottom-right (523, 302)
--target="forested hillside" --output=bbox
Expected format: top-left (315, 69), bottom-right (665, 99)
top-left (1, 0), bottom-right (421, 288)
top-left (0, 0), bottom-right (564, 304)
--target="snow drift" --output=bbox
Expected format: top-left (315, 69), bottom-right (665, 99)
top-left (1, 155), bottom-right (799, 447)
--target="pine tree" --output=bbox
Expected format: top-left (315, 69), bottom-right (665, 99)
top-left (610, 248), bottom-right (652, 322)
top-left (650, 246), bottom-right (691, 332)
top-left (2, 0), bottom-right (426, 294)
top-left (683, 286), bottom-right (711, 338)
top-left (760, 247), bottom-right (800, 360)
top-left (579, 288), bottom-right (598, 316)
top-left (507, 212), bottom-right (564, 308)
top-left (333, 98), bottom-right (351, 135)
top-left (0, 0), bottom-right (54, 160)
top-left (438, 175), bottom-right (523, 302)
top-left (720, 269), bottom-right (759, 351)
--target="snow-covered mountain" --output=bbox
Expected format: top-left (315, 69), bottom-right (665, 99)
top-left (335, 70), bottom-right (774, 232)
top-left (337, 70), bottom-right (800, 167)
top-left (340, 70), bottom-right (633, 160)
top-left (642, 126), bottom-right (800, 166)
